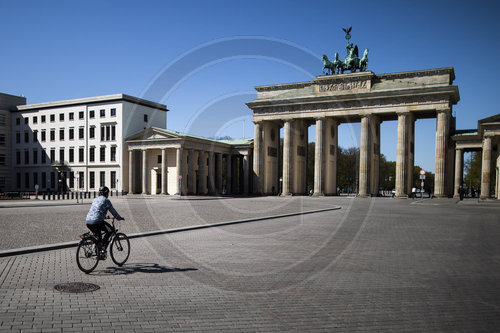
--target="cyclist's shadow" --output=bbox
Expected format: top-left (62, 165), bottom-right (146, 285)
top-left (96, 263), bottom-right (198, 275)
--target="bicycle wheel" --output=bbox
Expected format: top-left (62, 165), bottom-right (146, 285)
top-left (110, 233), bottom-right (130, 266)
top-left (76, 237), bottom-right (99, 274)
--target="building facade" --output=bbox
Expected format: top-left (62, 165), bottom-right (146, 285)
top-left (10, 94), bottom-right (167, 193)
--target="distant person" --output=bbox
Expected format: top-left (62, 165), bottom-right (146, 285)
top-left (459, 185), bottom-right (464, 200)
top-left (471, 187), bottom-right (475, 198)
top-left (86, 186), bottom-right (124, 258)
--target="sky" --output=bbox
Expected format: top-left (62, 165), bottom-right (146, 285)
top-left (2, 0), bottom-right (500, 172)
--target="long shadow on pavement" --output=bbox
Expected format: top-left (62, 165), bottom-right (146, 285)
top-left (95, 263), bottom-right (198, 275)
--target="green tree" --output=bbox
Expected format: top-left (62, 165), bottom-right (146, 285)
top-left (464, 152), bottom-right (481, 192)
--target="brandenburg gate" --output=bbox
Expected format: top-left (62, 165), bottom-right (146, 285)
top-left (247, 68), bottom-right (460, 197)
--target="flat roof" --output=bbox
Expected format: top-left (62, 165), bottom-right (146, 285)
top-left (16, 94), bottom-right (167, 112)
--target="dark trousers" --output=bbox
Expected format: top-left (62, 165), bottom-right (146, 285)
top-left (87, 221), bottom-right (113, 248)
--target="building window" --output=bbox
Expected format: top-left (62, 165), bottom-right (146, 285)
top-left (79, 147), bottom-right (84, 162)
top-left (42, 172), bottom-right (46, 188)
top-left (157, 155), bottom-right (162, 163)
top-left (50, 129), bottom-right (55, 141)
top-left (41, 150), bottom-right (46, 164)
top-left (33, 130), bottom-right (38, 142)
top-left (41, 115), bottom-right (46, 123)
top-left (69, 148), bottom-right (74, 163)
top-left (33, 149), bottom-right (38, 164)
top-left (0, 177), bottom-right (5, 188)
top-left (89, 110), bottom-right (95, 118)
top-left (100, 146), bottom-right (105, 162)
top-left (16, 132), bottom-right (20, 143)
top-left (25, 117), bottom-right (29, 125)
top-left (0, 154), bottom-right (5, 165)
top-left (24, 150), bottom-right (29, 164)
top-left (69, 172), bottom-right (74, 188)
top-left (78, 172), bottom-right (84, 188)
top-left (69, 128), bottom-right (74, 140)
top-left (89, 126), bottom-right (95, 139)
top-left (16, 117), bottom-right (21, 125)
top-left (110, 146), bottom-right (116, 162)
top-left (50, 149), bottom-right (55, 163)
top-left (69, 112), bottom-right (74, 120)
top-left (59, 113), bottom-right (64, 121)
top-left (50, 114), bottom-right (55, 122)
top-left (111, 171), bottom-right (116, 189)
top-left (59, 148), bottom-right (65, 163)
top-left (0, 134), bottom-right (5, 145)
top-left (89, 147), bottom-right (95, 162)
top-left (79, 127), bottom-right (84, 139)
top-left (89, 172), bottom-right (95, 189)
top-left (16, 173), bottom-right (21, 188)
top-left (79, 111), bottom-right (84, 119)
top-left (41, 130), bottom-right (46, 142)
top-left (33, 172), bottom-right (38, 188)
top-left (100, 171), bottom-right (105, 187)
top-left (25, 173), bottom-right (29, 189)
top-left (33, 116), bottom-right (37, 124)
top-left (24, 131), bottom-right (29, 143)
top-left (100, 125), bottom-right (116, 141)
top-left (59, 128), bottom-right (65, 141)
top-left (111, 108), bottom-right (116, 117)
top-left (100, 109), bottom-right (105, 117)
top-left (16, 151), bottom-right (21, 165)
top-left (144, 114), bottom-right (148, 122)
top-left (0, 115), bottom-right (5, 126)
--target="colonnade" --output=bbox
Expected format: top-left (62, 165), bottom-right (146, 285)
top-left (253, 109), bottom-right (452, 197)
top-left (127, 147), bottom-right (249, 195)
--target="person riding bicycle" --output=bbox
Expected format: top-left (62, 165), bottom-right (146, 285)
top-left (86, 186), bottom-right (124, 257)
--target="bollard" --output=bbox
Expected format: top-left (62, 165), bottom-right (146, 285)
top-left (52, 193), bottom-right (56, 200)
top-left (57, 193), bottom-right (60, 200)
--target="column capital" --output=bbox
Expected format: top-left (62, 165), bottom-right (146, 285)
top-left (436, 108), bottom-right (451, 115)
top-left (396, 110), bottom-right (411, 117)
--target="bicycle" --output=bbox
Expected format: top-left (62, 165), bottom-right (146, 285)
top-left (76, 216), bottom-right (130, 274)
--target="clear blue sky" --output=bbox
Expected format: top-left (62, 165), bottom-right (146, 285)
top-left (2, 0), bottom-right (500, 172)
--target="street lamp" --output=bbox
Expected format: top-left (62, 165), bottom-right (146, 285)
top-left (279, 177), bottom-right (283, 196)
top-left (75, 175), bottom-right (79, 203)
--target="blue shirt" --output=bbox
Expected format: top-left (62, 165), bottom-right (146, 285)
top-left (86, 196), bottom-right (122, 225)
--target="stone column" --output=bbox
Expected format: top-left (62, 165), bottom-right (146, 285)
top-left (434, 110), bottom-right (449, 198)
top-left (358, 116), bottom-right (370, 197)
top-left (128, 150), bottom-right (134, 194)
top-left (187, 149), bottom-right (195, 194)
top-left (141, 149), bottom-right (147, 194)
top-left (395, 112), bottom-right (408, 197)
top-left (216, 153), bottom-right (223, 194)
top-left (161, 148), bottom-right (167, 195)
top-left (480, 136), bottom-right (492, 200)
top-left (243, 154), bottom-right (249, 195)
top-left (197, 151), bottom-right (206, 194)
top-left (282, 120), bottom-right (292, 195)
top-left (253, 121), bottom-right (262, 194)
top-left (454, 148), bottom-right (463, 198)
top-left (314, 118), bottom-right (325, 196)
top-left (208, 151), bottom-right (215, 194)
top-left (226, 154), bottom-right (232, 195)
top-left (369, 116), bottom-right (381, 196)
top-left (324, 118), bottom-right (338, 195)
top-left (406, 114), bottom-right (415, 195)
top-left (175, 148), bottom-right (182, 195)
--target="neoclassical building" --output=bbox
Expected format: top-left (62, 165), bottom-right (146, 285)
top-left (452, 115), bottom-right (500, 199)
top-left (125, 127), bottom-right (252, 195)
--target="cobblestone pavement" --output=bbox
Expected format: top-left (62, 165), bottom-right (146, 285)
top-left (1, 197), bottom-right (500, 332)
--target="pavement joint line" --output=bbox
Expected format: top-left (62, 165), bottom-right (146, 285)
top-left (0, 206), bottom-right (341, 258)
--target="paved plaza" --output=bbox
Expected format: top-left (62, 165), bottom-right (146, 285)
top-left (1, 196), bottom-right (500, 332)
